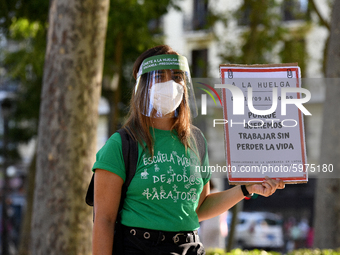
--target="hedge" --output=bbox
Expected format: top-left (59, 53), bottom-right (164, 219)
top-left (288, 249), bottom-right (340, 255)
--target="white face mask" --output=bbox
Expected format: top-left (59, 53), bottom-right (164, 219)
top-left (149, 80), bottom-right (184, 116)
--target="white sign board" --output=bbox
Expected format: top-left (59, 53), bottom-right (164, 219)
top-left (219, 64), bottom-right (308, 184)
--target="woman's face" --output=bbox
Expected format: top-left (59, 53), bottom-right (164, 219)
top-left (134, 53), bottom-right (197, 118)
top-left (144, 69), bottom-right (186, 117)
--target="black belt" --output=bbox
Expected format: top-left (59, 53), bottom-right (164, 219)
top-left (123, 225), bottom-right (200, 245)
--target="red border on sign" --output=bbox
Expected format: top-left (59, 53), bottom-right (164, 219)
top-left (220, 67), bottom-right (307, 183)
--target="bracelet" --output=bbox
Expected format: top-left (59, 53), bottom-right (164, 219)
top-left (241, 185), bottom-right (253, 197)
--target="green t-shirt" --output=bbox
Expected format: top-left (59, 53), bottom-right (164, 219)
top-left (92, 128), bottom-right (210, 232)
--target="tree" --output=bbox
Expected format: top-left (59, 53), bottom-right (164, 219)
top-left (0, 15), bottom-right (47, 255)
top-left (308, 0), bottom-right (331, 75)
top-left (1, 0), bottom-right (181, 142)
top-left (221, 0), bottom-right (287, 65)
top-left (0, 1), bottom-right (180, 252)
top-left (313, 0), bottom-right (340, 249)
top-left (220, 0), bottom-right (311, 77)
top-left (102, 0), bottom-right (181, 135)
top-left (30, 0), bottom-right (109, 253)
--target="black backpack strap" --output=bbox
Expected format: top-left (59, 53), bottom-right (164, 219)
top-left (85, 128), bottom-right (138, 213)
top-left (117, 128), bottom-right (138, 213)
top-left (85, 175), bottom-right (95, 206)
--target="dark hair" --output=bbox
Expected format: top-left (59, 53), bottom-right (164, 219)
top-left (123, 45), bottom-right (193, 156)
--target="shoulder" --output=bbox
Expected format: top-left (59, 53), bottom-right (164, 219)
top-left (108, 131), bottom-right (123, 144)
top-left (190, 124), bottom-right (201, 132)
top-left (93, 131), bottom-right (126, 179)
top-left (190, 125), bottom-right (206, 141)
top-left (190, 124), bottom-right (201, 134)
top-left (97, 132), bottom-right (123, 155)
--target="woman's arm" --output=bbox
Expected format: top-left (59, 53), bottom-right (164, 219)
top-left (196, 177), bottom-right (285, 222)
top-left (92, 169), bottom-right (124, 255)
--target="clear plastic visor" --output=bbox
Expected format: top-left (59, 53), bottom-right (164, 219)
top-left (135, 69), bottom-right (197, 118)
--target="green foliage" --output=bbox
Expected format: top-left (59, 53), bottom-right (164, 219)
top-left (240, 0), bottom-right (285, 64)
top-left (102, 0), bottom-right (182, 131)
top-left (9, 18), bottom-right (43, 40)
top-left (279, 24), bottom-right (311, 77)
top-left (0, 0), bottom-right (49, 34)
top-left (206, 248), bottom-right (280, 255)
top-left (0, 0), bottom-right (181, 147)
top-left (104, 0), bottom-right (180, 75)
top-left (221, 0), bottom-right (287, 64)
top-left (0, 0), bottom-right (49, 163)
top-left (2, 17), bottom-right (46, 146)
top-left (287, 249), bottom-right (340, 255)
top-left (220, 0), bottom-right (310, 72)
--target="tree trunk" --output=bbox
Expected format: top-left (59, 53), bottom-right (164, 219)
top-left (31, 0), bottom-right (109, 254)
top-left (313, 0), bottom-right (340, 249)
top-left (18, 152), bottom-right (36, 255)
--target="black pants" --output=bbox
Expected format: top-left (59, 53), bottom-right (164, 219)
top-left (122, 226), bottom-right (206, 255)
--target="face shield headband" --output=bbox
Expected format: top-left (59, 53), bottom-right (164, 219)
top-left (134, 54), bottom-right (198, 118)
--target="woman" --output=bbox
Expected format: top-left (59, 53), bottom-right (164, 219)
top-left (92, 45), bottom-right (285, 255)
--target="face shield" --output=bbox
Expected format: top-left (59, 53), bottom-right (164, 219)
top-left (134, 54), bottom-right (197, 118)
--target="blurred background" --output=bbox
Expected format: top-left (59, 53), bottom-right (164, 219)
top-left (0, 0), bottom-right (337, 254)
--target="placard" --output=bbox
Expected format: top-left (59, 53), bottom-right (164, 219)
top-left (219, 64), bottom-right (308, 184)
